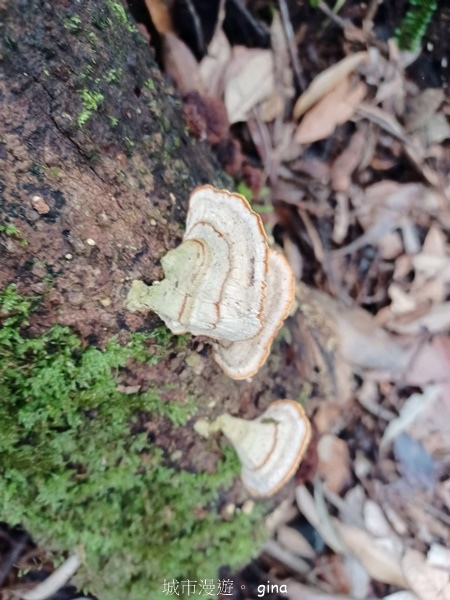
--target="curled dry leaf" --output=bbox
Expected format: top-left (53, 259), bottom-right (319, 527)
top-left (295, 78), bottom-right (367, 144)
top-left (224, 47), bottom-right (275, 124)
top-left (293, 52), bottom-right (368, 119)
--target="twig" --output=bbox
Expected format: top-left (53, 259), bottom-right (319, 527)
top-left (317, 0), bottom-right (350, 30)
top-left (19, 554), bottom-right (81, 600)
top-left (363, 0), bottom-right (383, 30)
top-left (278, 0), bottom-right (307, 91)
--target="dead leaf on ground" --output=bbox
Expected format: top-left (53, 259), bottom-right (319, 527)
top-left (295, 485), bottom-right (347, 554)
top-left (330, 127), bottom-right (367, 192)
top-left (223, 47), bottom-right (275, 124)
top-left (162, 32), bottom-right (205, 94)
top-left (263, 539), bottom-right (310, 576)
top-left (295, 78), bottom-right (367, 144)
top-left (404, 88), bottom-right (445, 133)
top-left (199, 29), bottom-right (231, 99)
top-left (295, 286), bottom-right (354, 403)
top-left (293, 52), bottom-right (368, 119)
top-left (380, 385), bottom-right (442, 449)
top-left (427, 545), bottom-right (450, 570)
top-left (402, 548), bottom-right (450, 600)
top-left (393, 433), bottom-right (438, 491)
top-left (332, 520), bottom-right (408, 588)
top-left (259, 11), bottom-right (294, 122)
top-left (144, 0), bottom-right (173, 34)
top-left (385, 302), bottom-right (450, 335)
top-left (317, 434), bottom-right (351, 494)
top-left (277, 524), bottom-right (316, 559)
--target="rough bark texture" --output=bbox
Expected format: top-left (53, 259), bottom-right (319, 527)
top-left (0, 1), bottom-right (306, 598)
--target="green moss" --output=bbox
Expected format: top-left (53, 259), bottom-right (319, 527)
top-left (104, 68), bottom-right (122, 83)
top-left (78, 89), bottom-right (104, 127)
top-left (64, 14), bottom-right (82, 33)
top-left (107, 0), bottom-right (135, 33)
top-left (0, 286), bottom-right (265, 599)
top-left (0, 222), bottom-right (27, 246)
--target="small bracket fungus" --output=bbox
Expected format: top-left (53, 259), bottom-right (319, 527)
top-left (124, 185), bottom-right (295, 379)
top-left (204, 400), bottom-right (311, 496)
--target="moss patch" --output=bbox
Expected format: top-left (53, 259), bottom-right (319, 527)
top-left (0, 286), bottom-right (265, 599)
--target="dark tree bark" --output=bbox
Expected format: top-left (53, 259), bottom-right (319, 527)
top-left (0, 1), bottom-right (305, 597)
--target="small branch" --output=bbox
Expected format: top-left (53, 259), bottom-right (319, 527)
top-left (20, 554), bottom-right (81, 600)
top-left (278, 0), bottom-right (307, 91)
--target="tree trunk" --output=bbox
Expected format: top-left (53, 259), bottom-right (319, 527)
top-left (0, 1), bottom-right (305, 598)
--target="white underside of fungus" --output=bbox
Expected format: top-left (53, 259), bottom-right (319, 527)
top-left (124, 185), bottom-right (295, 379)
top-left (201, 400), bottom-right (311, 496)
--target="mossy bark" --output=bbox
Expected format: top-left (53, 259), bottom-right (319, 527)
top-left (0, 1), bottom-right (305, 598)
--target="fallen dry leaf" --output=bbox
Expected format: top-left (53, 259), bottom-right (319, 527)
top-left (404, 88), bottom-right (445, 133)
top-left (380, 385), bottom-right (442, 449)
top-left (317, 434), bottom-right (351, 494)
top-left (427, 545), bottom-right (450, 570)
top-left (162, 32), bottom-right (204, 95)
top-left (332, 192), bottom-right (350, 244)
top-left (385, 302), bottom-right (450, 335)
top-left (295, 78), bottom-right (367, 144)
top-left (277, 524), bottom-right (315, 559)
top-left (199, 28), bottom-right (231, 99)
top-left (144, 0), bottom-right (172, 34)
top-left (264, 539), bottom-right (310, 575)
top-left (223, 47), bottom-right (275, 124)
top-left (393, 433), bottom-right (438, 491)
top-left (330, 127), bottom-right (367, 192)
top-left (332, 520), bottom-right (408, 588)
top-left (402, 548), bottom-right (450, 600)
top-left (295, 485), bottom-right (347, 554)
top-left (293, 52), bottom-right (368, 119)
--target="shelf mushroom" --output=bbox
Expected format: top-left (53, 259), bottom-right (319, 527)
top-left (124, 185), bottom-right (295, 379)
top-left (197, 400), bottom-right (311, 496)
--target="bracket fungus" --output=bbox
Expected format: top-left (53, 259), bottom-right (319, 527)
top-left (125, 185), bottom-right (295, 379)
top-left (196, 400), bottom-right (311, 496)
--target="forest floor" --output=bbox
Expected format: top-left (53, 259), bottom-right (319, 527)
top-left (1, 0), bottom-right (449, 599)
